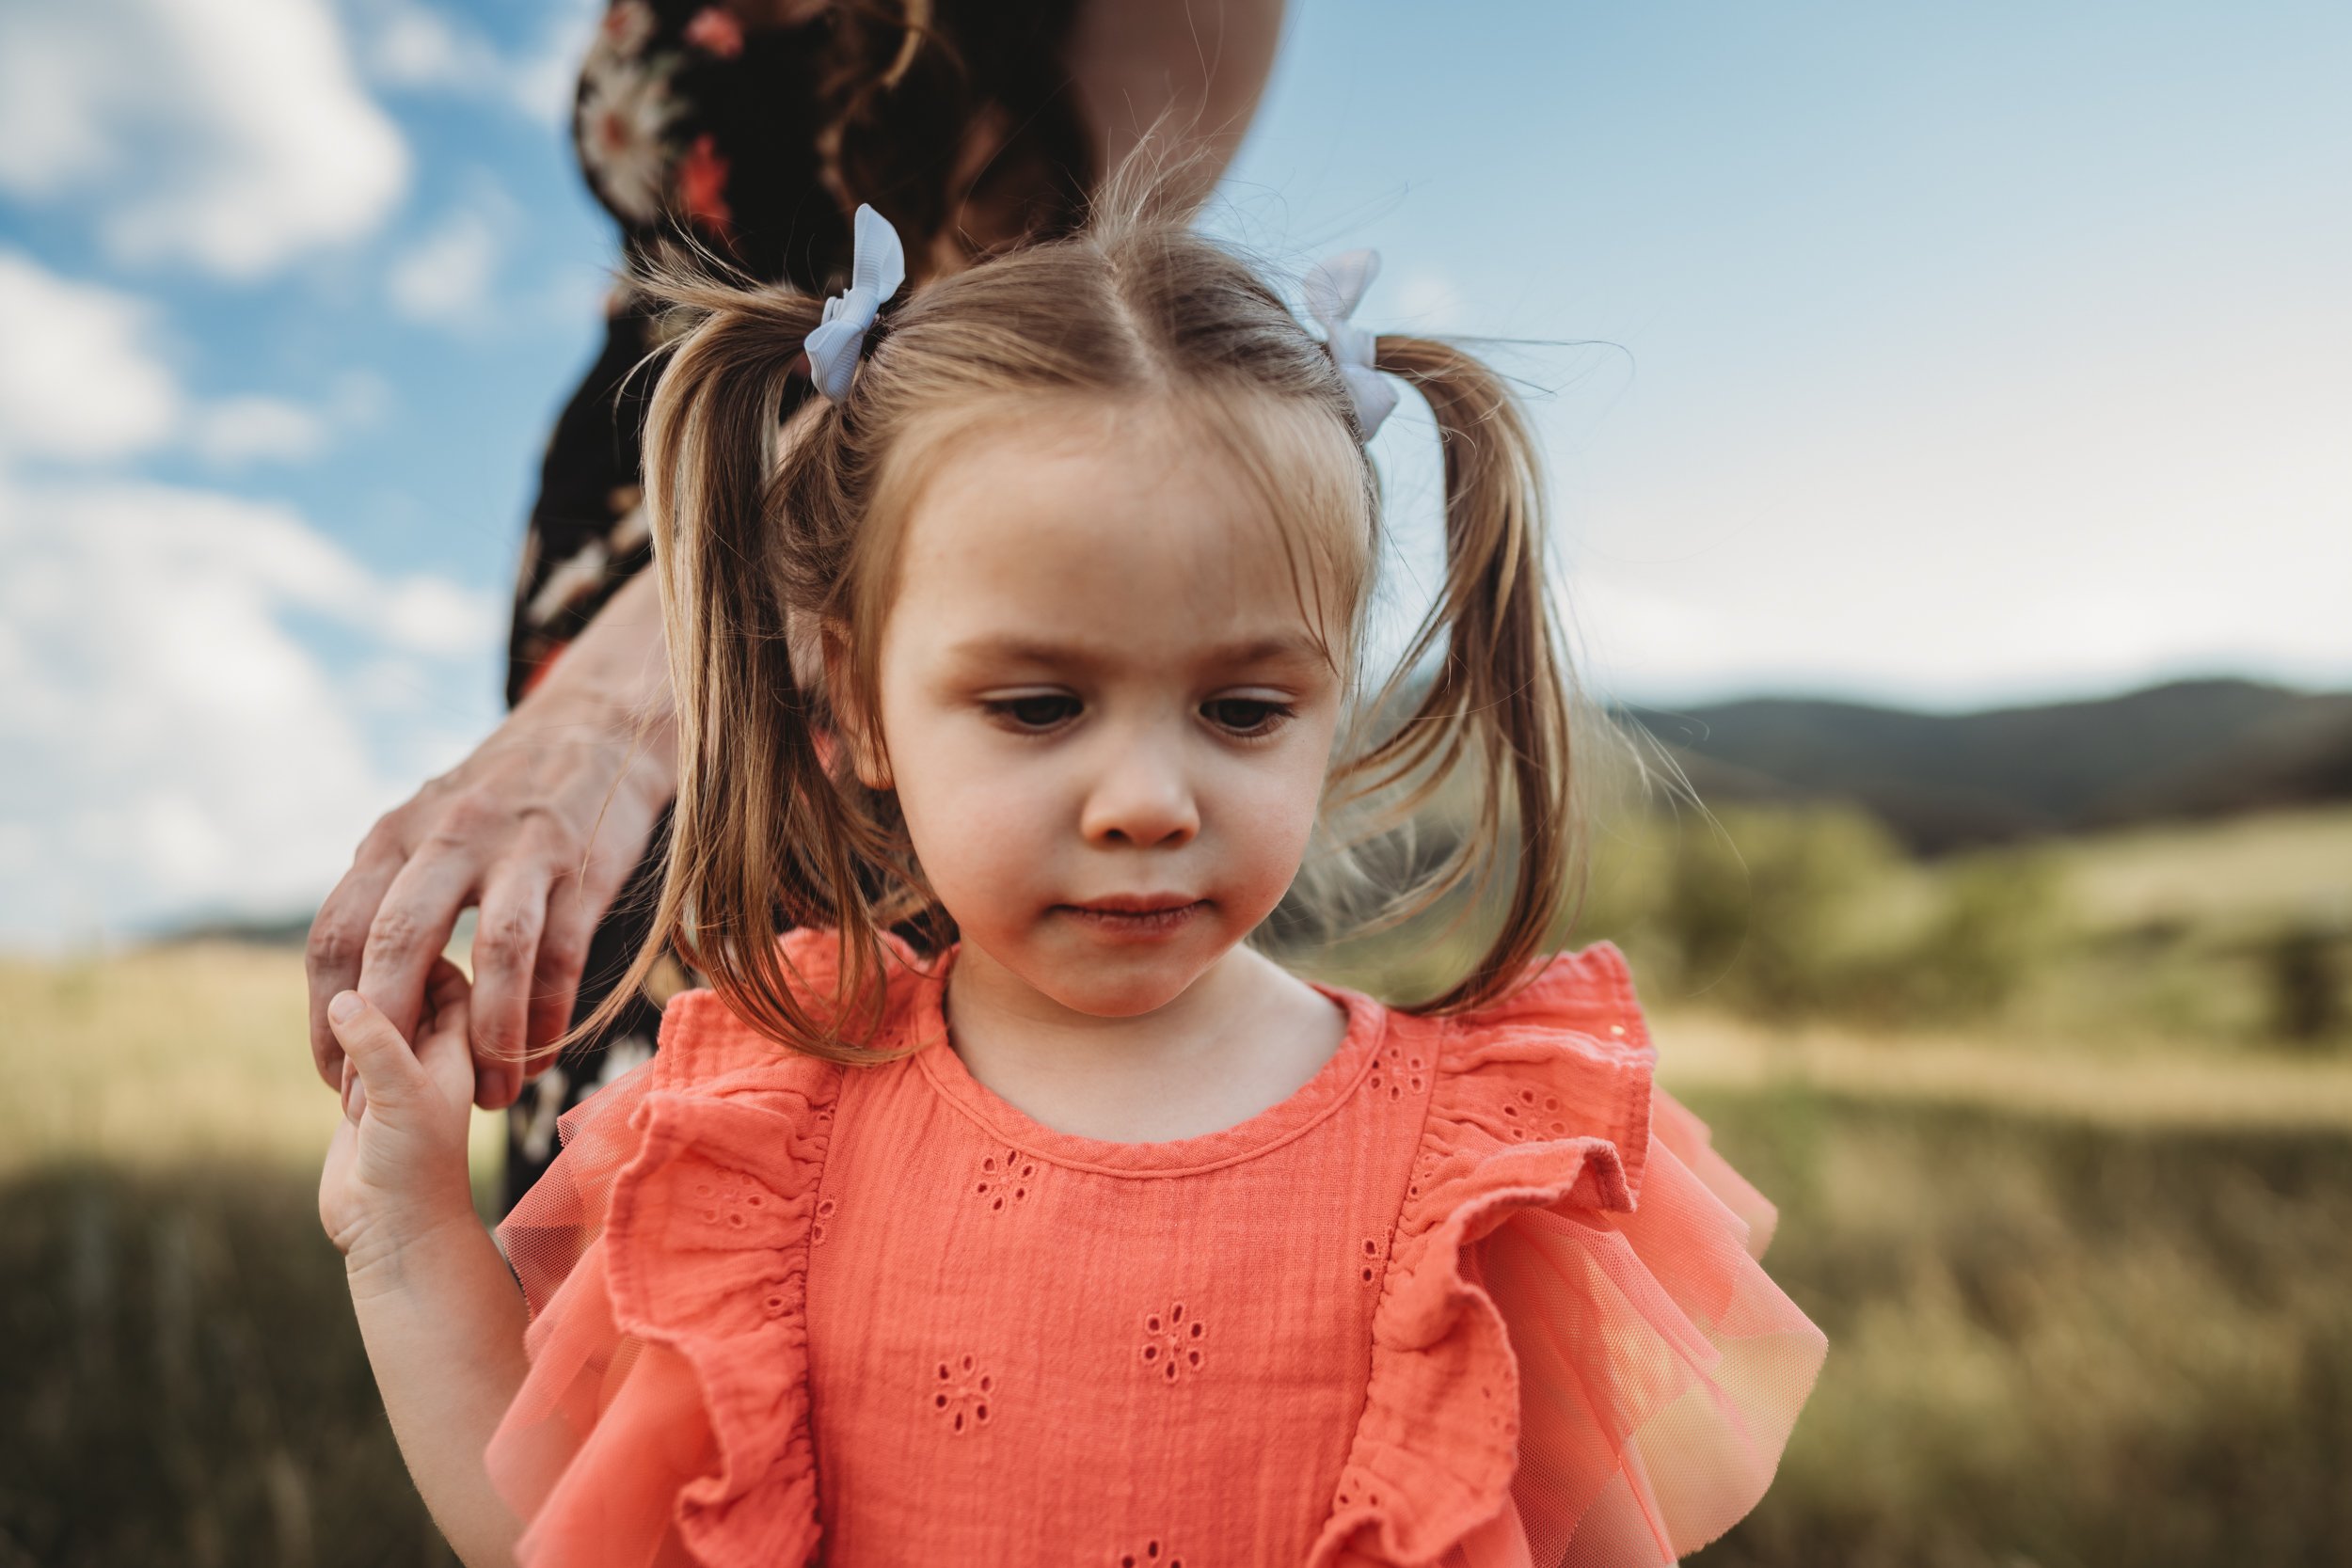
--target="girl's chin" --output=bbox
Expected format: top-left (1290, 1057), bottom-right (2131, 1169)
top-left (950, 908), bottom-right (1269, 1019)
top-left (1012, 934), bottom-right (1233, 1018)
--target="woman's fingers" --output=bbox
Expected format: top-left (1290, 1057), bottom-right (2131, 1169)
top-left (523, 875), bottom-right (597, 1070)
top-left (522, 828), bottom-right (651, 1071)
top-left (305, 828), bottom-right (409, 1090)
top-left (354, 840), bottom-right (481, 1052)
top-left (468, 867), bottom-right (550, 1111)
top-left (309, 650), bottom-right (675, 1124)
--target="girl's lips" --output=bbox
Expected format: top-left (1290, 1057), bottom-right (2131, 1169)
top-left (1054, 899), bottom-right (1208, 938)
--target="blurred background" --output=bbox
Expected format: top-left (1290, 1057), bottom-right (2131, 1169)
top-left (3, 1), bottom-right (2347, 1563)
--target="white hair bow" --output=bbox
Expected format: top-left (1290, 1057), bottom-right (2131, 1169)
top-left (804, 204), bottom-right (907, 403)
top-left (1302, 248), bottom-right (1398, 439)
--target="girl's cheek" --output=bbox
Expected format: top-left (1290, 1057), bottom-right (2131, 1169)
top-left (1216, 761), bottom-right (1324, 883)
top-left (903, 747), bottom-right (1060, 889)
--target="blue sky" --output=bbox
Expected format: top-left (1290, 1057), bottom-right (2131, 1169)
top-left (1, 0), bottom-right (2345, 943)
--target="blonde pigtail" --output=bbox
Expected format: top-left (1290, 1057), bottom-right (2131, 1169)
top-left (563, 274), bottom-right (914, 1067)
top-left (1330, 336), bottom-right (1581, 1012)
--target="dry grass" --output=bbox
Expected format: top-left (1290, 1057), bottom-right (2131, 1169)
top-left (0, 942), bottom-right (505, 1189)
top-left (2059, 802), bottom-right (2352, 935)
top-left (1692, 1090), bottom-right (2352, 1568)
top-left (1655, 1008), bottom-right (2352, 1132)
top-left (5, 935), bottom-right (2350, 1564)
top-left (0, 1163), bottom-right (453, 1567)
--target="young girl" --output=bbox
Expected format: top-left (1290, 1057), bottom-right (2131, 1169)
top-left (319, 180), bottom-right (1826, 1567)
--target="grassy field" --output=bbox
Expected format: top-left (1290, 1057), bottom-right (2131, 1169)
top-left (0, 946), bottom-right (502, 1567)
top-left (1689, 1090), bottom-right (2352, 1568)
top-left (0, 943), bottom-right (506, 1185)
top-left (6, 798), bottom-right (2350, 1565)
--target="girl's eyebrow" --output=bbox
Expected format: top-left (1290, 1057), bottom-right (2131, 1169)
top-left (945, 630), bottom-right (1327, 673)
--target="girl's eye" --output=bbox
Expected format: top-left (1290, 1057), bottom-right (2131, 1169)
top-left (986, 694), bottom-right (1081, 731)
top-left (1202, 697), bottom-right (1293, 737)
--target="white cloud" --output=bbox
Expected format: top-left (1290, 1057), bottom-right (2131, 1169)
top-left (388, 200), bottom-right (507, 325)
top-left (357, 0), bottom-right (600, 125)
top-left (384, 575), bottom-right (505, 657)
top-left (0, 0), bottom-right (408, 279)
top-left (326, 368), bottom-right (397, 429)
top-left (188, 397), bottom-right (329, 467)
top-left (364, 0), bottom-right (507, 95)
top-left (0, 475), bottom-right (501, 947)
top-left (0, 250), bottom-right (181, 462)
top-left (0, 248), bottom-right (370, 469)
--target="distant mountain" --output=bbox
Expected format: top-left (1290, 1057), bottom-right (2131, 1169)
top-left (150, 911), bottom-right (313, 947)
top-left (1620, 678), bottom-right (2352, 855)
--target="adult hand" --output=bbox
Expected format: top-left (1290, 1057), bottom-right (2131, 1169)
top-left (307, 570), bottom-right (677, 1112)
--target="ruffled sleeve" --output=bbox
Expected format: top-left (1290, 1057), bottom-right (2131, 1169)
top-left (1310, 942), bottom-right (1826, 1568)
top-left (484, 935), bottom-right (857, 1568)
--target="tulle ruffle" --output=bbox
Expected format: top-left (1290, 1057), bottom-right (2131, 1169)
top-left (484, 938), bottom-right (865, 1568)
top-left (1308, 943), bottom-right (1826, 1568)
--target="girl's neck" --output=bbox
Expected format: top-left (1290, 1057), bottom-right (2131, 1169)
top-left (940, 942), bottom-right (1350, 1145)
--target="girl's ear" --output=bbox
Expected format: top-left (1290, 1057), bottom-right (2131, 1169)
top-left (818, 620), bottom-right (894, 791)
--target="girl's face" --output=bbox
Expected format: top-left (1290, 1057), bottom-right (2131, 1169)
top-left (853, 398), bottom-right (1356, 1019)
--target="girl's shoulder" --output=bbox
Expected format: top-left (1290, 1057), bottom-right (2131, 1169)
top-left (646, 927), bottom-right (939, 1094)
top-left (486, 927), bottom-right (910, 1568)
top-left (1384, 940), bottom-right (1780, 1245)
top-left (1394, 940), bottom-right (1661, 1212)
top-left (1314, 942), bottom-right (1827, 1567)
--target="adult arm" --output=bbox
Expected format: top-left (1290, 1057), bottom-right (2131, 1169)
top-left (306, 566), bottom-right (676, 1111)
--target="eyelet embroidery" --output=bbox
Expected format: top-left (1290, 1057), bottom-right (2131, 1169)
top-left (1359, 1236), bottom-right (1383, 1287)
top-left (974, 1147), bottom-right (1038, 1213)
top-left (930, 1352), bottom-right (994, 1435)
top-left (1115, 1541), bottom-right (1184, 1567)
top-left (1406, 1147), bottom-right (1440, 1201)
top-left (1486, 1078), bottom-right (1579, 1142)
top-left (812, 1194), bottom-right (836, 1245)
top-left (1138, 1302), bottom-right (1207, 1383)
top-left (686, 1168), bottom-right (778, 1233)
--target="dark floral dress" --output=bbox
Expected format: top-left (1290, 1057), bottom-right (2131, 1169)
top-left (503, 0), bottom-right (1089, 1209)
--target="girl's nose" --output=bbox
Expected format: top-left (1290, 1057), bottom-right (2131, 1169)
top-left (1078, 737), bottom-right (1200, 848)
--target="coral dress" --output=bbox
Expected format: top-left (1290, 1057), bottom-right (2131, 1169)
top-left (485, 932), bottom-right (1825, 1567)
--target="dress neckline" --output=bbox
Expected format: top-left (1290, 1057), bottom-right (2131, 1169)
top-left (904, 945), bottom-right (1390, 1179)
